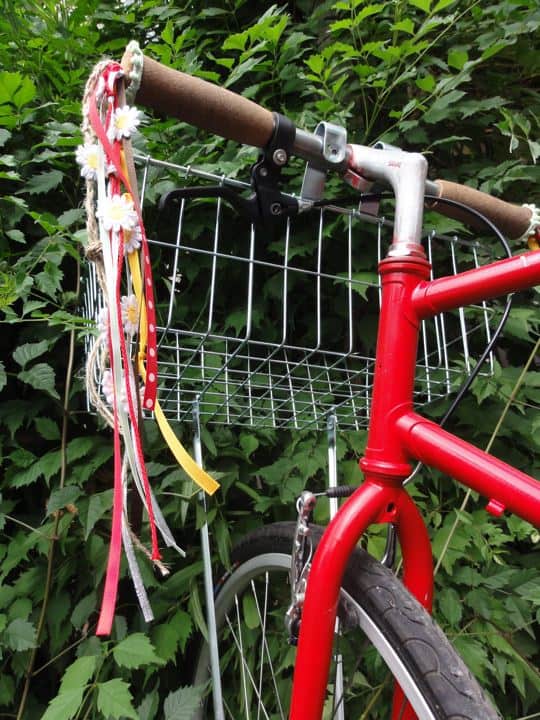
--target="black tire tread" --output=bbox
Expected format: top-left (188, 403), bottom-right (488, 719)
top-left (230, 521), bottom-right (501, 720)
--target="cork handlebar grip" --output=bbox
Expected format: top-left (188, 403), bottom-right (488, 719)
top-left (432, 179), bottom-right (532, 240)
top-left (121, 49), bottom-right (275, 149)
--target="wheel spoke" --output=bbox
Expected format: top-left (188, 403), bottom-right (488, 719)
top-left (224, 607), bottom-right (272, 720)
top-left (233, 595), bottom-right (252, 720)
top-left (250, 574), bottom-right (286, 720)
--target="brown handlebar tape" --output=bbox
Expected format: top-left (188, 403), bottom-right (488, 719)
top-left (121, 51), bottom-right (274, 149)
top-left (432, 180), bottom-right (532, 240)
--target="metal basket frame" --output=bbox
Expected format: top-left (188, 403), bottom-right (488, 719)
top-left (84, 154), bottom-right (497, 431)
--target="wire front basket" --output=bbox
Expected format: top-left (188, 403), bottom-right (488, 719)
top-left (84, 155), bottom-right (498, 431)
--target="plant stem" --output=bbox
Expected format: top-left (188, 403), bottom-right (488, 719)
top-left (15, 258), bottom-right (80, 720)
top-left (4, 515), bottom-right (53, 539)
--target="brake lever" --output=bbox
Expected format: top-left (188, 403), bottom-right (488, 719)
top-left (159, 181), bottom-right (299, 226)
top-left (159, 113), bottom-right (301, 226)
top-left (159, 185), bottom-right (259, 222)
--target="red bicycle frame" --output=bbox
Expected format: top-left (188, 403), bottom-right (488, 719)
top-left (289, 144), bottom-right (540, 720)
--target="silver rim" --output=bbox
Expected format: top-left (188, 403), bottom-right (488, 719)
top-left (193, 552), bottom-right (435, 720)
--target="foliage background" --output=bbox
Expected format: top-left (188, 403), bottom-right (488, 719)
top-left (0, 0), bottom-right (539, 718)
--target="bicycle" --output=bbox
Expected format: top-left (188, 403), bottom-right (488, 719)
top-left (83, 43), bottom-right (540, 719)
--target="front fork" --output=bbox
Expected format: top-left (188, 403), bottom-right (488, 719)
top-left (288, 480), bottom-right (433, 720)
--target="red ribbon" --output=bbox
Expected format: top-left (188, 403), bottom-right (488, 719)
top-left (90, 64), bottom-right (161, 635)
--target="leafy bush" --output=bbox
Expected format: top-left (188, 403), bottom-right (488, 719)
top-left (0, 1), bottom-right (538, 718)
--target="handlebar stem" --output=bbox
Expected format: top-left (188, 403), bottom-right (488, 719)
top-left (347, 144), bottom-right (428, 257)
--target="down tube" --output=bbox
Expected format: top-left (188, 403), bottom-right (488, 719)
top-left (289, 481), bottom-right (433, 720)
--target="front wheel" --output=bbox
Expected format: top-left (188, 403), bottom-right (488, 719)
top-left (193, 521), bottom-right (500, 719)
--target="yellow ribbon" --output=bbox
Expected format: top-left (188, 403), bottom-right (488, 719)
top-left (127, 236), bottom-right (219, 496)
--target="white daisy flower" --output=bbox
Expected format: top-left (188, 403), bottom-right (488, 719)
top-left (102, 368), bottom-right (145, 414)
top-left (76, 142), bottom-right (101, 180)
top-left (101, 369), bottom-right (115, 406)
top-left (124, 224), bottom-right (142, 254)
top-left (121, 293), bottom-right (139, 336)
top-left (97, 193), bottom-right (138, 233)
top-left (97, 306), bottom-right (109, 337)
top-left (107, 105), bottom-right (141, 142)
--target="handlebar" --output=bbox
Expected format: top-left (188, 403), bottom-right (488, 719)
top-left (121, 47), bottom-right (275, 149)
top-left (429, 180), bottom-right (534, 241)
top-left (121, 46), bottom-right (537, 243)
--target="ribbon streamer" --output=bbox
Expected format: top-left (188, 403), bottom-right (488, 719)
top-left (82, 61), bottom-right (219, 636)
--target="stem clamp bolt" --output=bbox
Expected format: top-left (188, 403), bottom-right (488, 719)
top-left (273, 148), bottom-right (288, 166)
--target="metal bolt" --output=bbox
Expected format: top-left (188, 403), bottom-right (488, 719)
top-left (259, 167), bottom-right (268, 177)
top-left (270, 202), bottom-right (282, 215)
top-left (272, 148), bottom-right (288, 166)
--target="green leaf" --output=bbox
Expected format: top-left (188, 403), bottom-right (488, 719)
top-left (66, 436), bottom-right (97, 464)
top-left (239, 433), bottom-right (259, 458)
top-left (354, 4), bottom-right (384, 24)
top-left (438, 588), bottom-right (463, 626)
top-left (0, 674), bottom-right (14, 706)
top-left (408, 0), bottom-right (430, 11)
top-left (12, 76), bottom-right (36, 109)
top-left (84, 490), bottom-right (113, 540)
top-left (14, 448), bottom-right (61, 487)
top-left (34, 416), bottom-right (60, 440)
top-left (151, 610), bottom-right (192, 662)
top-left (6, 229), bottom-right (25, 243)
top-left (96, 679), bottom-right (138, 720)
top-left (3, 617), bottom-right (37, 651)
top-left (222, 30), bottom-right (249, 51)
top-left (423, 90), bottom-right (466, 124)
top-left (161, 20), bottom-right (174, 46)
top-left (163, 686), bottom-right (205, 720)
top-left (36, 262), bottom-right (63, 299)
top-left (448, 48), bottom-right (468, 70)
top-left (243, 592), bottom-right (259, 629)
top-left (24, 169), bottom-right (63, 195)
top-left (433, 0), bottom-right (455, 9)
top-left (71, 592), bottom-right (96, 630)
top-left (112, 632), bottom-right (164, 669)
top-left (305, 54), bottom-right (325, 75)
top-left (8, 597), bottom-right (32, 620)
top-left (41, 688), bottom-right (84, 720)
top-left (224, 56), bottom-right (264, 88)
top-left (0, 128), bottom-right (11, 147)
top-left (58, 208), bottom-right (85, 227)
top-left (18, 363), bottom-right (59, 399)
top-left (13, 340), bottom-right (49, 369)
top-left (47, 486), bottom-right (81, 515)
top-left (59, 656), bottom-right (97, 692)
top-left (0, 71), bottom-right (34, 106)
top-left (391, 19), bottom-right (415, 34)
top-left (0, 361), bottom-right (6, 392)
top-left (416, 74), bottom-right (436, 92)
top-left (138, 692), bottom-right (159, 720)
top-left (452, 637), bottom-right (490, 681)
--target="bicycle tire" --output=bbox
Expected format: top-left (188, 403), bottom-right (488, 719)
top-left (193, 521), bottom-right (500, 719)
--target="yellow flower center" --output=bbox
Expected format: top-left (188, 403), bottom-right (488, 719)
top-left (87, 150), bottom-right (99, 169)
top-left (126, 303), bottom-right (138, 326)
top-left (115, 113), bottom-right (129, 130)
top-left (109, 203), bottom-right (126, 222)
